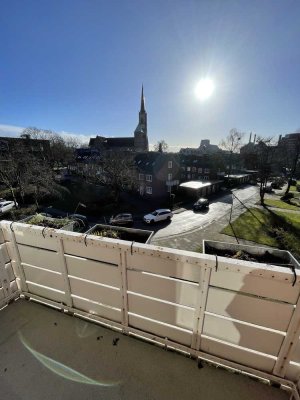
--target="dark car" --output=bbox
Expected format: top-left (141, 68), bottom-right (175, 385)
top-left (193, 198), bottom-right (209, 211)
top-left (69, 214), bottom-right (89, 231)
top-left (109, 213), bottom-right (133, 227)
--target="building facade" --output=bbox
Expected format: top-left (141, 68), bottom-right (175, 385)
top-left (135, 152), bottom-right (180, 199)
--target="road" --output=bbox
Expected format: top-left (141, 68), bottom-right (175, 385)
top-left (150, 185), bottom-right (259, 241)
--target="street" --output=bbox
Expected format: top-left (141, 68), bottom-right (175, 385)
top-left (149, 185), bottom-right (260, 246)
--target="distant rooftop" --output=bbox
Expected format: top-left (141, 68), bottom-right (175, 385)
top-left (179, 180), bottom-right (223, 190)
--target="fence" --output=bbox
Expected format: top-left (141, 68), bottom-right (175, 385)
top-left (1, 220), bottom-right (300, 397)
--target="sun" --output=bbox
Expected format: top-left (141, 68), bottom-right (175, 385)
top-left (195, 78), bottom-right (215, 101)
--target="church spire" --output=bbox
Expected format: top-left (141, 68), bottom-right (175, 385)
top-left (140, 84), bottom-right (145, 112)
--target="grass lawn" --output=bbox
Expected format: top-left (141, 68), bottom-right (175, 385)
top-left (222, 208), bottom-right (300, 258)
top-left (263, 198), bottom-right (300, 211)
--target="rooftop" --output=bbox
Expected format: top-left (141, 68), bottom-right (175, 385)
top-left (180, 180), bottom-right (223, 190)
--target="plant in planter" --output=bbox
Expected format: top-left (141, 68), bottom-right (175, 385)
top-left (86, 224), bottom-right (153, 244)
top-left (91, 229), bottom-right (120, 239)
top-left (25, 214), bottom-right (72, 230)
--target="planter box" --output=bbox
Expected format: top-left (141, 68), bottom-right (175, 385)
top-left (86, 224), bottom-right (153, 244)
top-left (203, 239), bottom-right (299, 269)
top-left (20, 214), bottom-right (76, 232)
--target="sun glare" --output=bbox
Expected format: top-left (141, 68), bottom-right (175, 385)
top-left (195, 78), bottom-right (215, 101)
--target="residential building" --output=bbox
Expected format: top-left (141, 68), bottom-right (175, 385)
top-left (0, 135), bottom-right (51, 160)
top-left (180, 139), bottom-right (221, 156)
top-left (135, 152), bottom-right (180, 198)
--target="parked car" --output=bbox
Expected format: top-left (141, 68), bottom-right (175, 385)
top-left (264, 185), bottom-right (273, 193)
top-left (109, 213), bottom-right (133, 227)
top-left (0, 200), bottom-right (17, 215)
top-left (143, 209), bottom-right (173, 224)
top-left (69, 214), bottom-right (89, 231)
top-left (193, 198), bottom-right (209, 211)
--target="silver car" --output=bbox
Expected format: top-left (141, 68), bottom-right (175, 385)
top-left (0, 200), bottom-right (18, 214)
top-left (109, 213), bottom-right (133, 227)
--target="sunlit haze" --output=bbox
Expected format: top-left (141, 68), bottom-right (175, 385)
top-left (195, 79), bottom-right (215, 101)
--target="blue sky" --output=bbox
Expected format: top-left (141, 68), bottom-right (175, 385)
top-left (1, 0), bottom-right (300, 149)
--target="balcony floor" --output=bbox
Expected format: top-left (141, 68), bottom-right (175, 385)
top-left (0, 299), bottom-right (289, 400)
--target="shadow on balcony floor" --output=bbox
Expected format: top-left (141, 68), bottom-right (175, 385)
top-left (0, 299), bottom-right (289, 400)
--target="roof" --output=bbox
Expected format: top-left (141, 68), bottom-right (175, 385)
top-left (89, 136), bottom-right (135, 149)
top-left (179, 180), bottom-right (223, 190)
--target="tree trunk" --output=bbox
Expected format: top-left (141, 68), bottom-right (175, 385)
top-left (9, 186), bottom-right (18, 208)
top-left (285, 179), bottom-right (292, 196)
top-left (259, 182), bottom-right (265, 205)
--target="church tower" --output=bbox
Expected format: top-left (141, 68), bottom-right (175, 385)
top-left (134, 85), bottom-right (149, 152)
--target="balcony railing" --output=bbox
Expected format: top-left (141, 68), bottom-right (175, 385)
top-left (1, 220), bottom-right (300, 398)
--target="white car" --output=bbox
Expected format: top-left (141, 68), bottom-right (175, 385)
top-left (143, 209), bottom-right (173, 224)
top-left (0, 200), bottom-right (18, 214)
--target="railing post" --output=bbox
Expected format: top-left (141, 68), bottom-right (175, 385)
top-left (0, 247), bottom-right (12, 302)
top-left (57, 239), bottom-right (73, 308)
top-left (119, 248), bottom-right (129, 327)
top-left (273, 292), bottom-right (300, 378)
top-left (8, 227), bottom-right (28, 292)
top-left (191, 266), bottom-right (211, 350)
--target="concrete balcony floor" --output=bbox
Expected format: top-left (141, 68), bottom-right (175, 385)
top-left (0, 299), bottom-right (289, 400)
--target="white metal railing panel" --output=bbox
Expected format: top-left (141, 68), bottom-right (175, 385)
top-left (290, 338), bottom-right (300, 364)
top-left (201, 336), bottom-right (276, 373)
top-left (0, 228), bottom-right (4, 244)
top-left (2, 221), bottom-right (300, 395)
top-left (210, 268), bottom-right (300, 304)
top-left (206, 287), bottom-right (294, 332)
top-left (2, 223), bottom-right (58, 251)
top-left (0, 243), bottom-right (10, 264)
top-left (18, 245), bottom-right (60, 273)
top-left (65, 255), bottom-right (121, 288)
top-left (128, 292), bottom-right (195, 331)
top-left (69, 276), bottom-right (122, 308)
top-left (203, 313), bottom-right (284, 356)
top-left (127, 253), bottom-right (201, 282)
top-left (129, 313), bottom-right (193, 346)
top-left (5, 262), bottom-right (15, 282)
top-left (63, 238), bottom-right (120, 265)
top-left (26, 282), bottom-right (65, 303)
top-left (23, 264), bottom-right (64, 292)
top-left (72, 296), bottom-right (122, 323)
top-left (127, 269), bottom-right (199, 308)
top-left (286, 362), bottom-right (300, 381)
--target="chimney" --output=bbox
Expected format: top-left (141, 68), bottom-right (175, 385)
top-left (249, 132), bottom-right (252, 143)
top-left (253, 134), bottom-right (256, 143)
top-left (279, 134), bottom-right (282, 142)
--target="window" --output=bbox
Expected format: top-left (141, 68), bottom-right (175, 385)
top-left (146, 174), bottom-right (152, 182)
top-left (198, 168), bottom-right (202, 173)
top-left (204, 168), bottom-right (210, 174)
top-left (146, 186), bottom-right (152, 194)
top-left (186, 167), bottom-right (191, 172)
top-left (139, 173), bottom-right (144, 180)
top-left (168, 161), bottom-right (173, 168)
top-left (192, 167), bottom-right (197, 172)
top-left (168, 173), bottom-right (172, 181)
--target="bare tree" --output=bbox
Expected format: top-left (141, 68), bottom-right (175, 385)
top-left (281, 134), bottom-right (300, 195)
top-left (20, 127), bottom-right (79, 167)
top-left (0, 160), bottom-right (19, 207)
top-left (220, 129), bottom-right (244, 177)
top-left (154, 140), bottom-right (168, 153)
top-left (255, 137), bottom-right (276, 205)
top-left (90, 152), bottom-right (136, 204)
